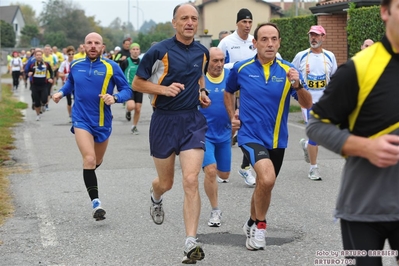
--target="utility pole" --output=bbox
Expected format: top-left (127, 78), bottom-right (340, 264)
top-left (137, 0), bottom-right (139, 32)
top-left (128, 0), bottom-right (131, 36)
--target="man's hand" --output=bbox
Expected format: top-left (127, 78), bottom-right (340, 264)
top-left (287, 67), bottom-right (300, 89)
top-left (52, 92), bottom-right (63, 103)
top-left (200, 93), bottom-right (211, 108)
top-left (99, 94), bottom-right (116, 105)
top-left (231, 110), bottom-right (240, 131)
top-left (162, 83), bottom-right (185, 97)
top-left (364, 135), bottom-right (399, 168)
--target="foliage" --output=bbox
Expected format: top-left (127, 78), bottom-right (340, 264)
top-left (20, 24), bottom-right (40, 47)
top-left (17, 3), bottom-right (38, 26)
top-left (282, 3), bottom-right (314, 18)
top-left (0, 20), bottom-right (16, 47)
top-left (40, 0), bottom-right (95, 48)
top-left (135, 22), bottom-right (175, 52)
top-left (271, 15), bottom-right (317, 62)
top-left (347, 3), bottom-right (384, 57)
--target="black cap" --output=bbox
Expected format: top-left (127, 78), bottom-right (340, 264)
top-left (236, 8), bottom-right (253, 23)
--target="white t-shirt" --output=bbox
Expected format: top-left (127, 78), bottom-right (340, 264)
top-left (58, 60), bottom-right (71, 81)
top-left (292, 48), bottom-right (337, 103)
top-left (9, 57), bottom-right (23, 72)
top-left (218, 30), bottom-right (282, 69)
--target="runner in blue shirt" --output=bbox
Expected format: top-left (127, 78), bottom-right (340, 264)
top-left (52, 32), bottom-right (133, 221)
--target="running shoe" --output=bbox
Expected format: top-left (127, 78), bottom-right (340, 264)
top-left (131, 126), bottom-right (139, 135)
top-left (125, 111), bottom-right (131, 121)
top-left (308, 167), bottom-right (322, 181)
top-left (182, 238), bottom-right (205, 264)
top-left (92, 198), bottom-right (106, 221)
top-left (150, 187), bottom-right (164, 225)
top-left (247, 222), bottom-right (266, 250)
top-left (243, 222), bottom-right (251, 249)
top-left (299, 138), bottom-right (310, 163)
top-left (217, 177), bottom-right (229, 183)
top-left (238, 167), bottom-right (256, 187)
top-left (36, 115), bottom-right (40, 121)
top-left (207, 210), bottom-right (222, 227)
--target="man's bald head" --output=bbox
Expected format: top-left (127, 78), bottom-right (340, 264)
top-left (361, 39), bottom-right (374, 50)
top-left (208, 47), bottom-right (225, 78)
top-left (84, 32), bottom-right (104, 60)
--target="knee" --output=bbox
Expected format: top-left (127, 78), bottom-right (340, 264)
top-left (157, 178), bottom-right (174, 192)
top-left (183, 175), bottom-right (199, 192)
top-left (257, 174), bottom-right (276, 191)
top-left (204, 165), bottom-right (217, 180)
top-left (83, 155), bottom-right (96, 168)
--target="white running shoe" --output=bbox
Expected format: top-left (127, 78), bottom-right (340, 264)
top-left (299, 138), bottom-right (310, 163)
top-left (308, 167), bottom-right (322, 181)
top-left (247, 222), bottom-right (266, 250)
top-left (207, 210), bottom-right (222, 227)
top-left (36, 115), bottom-right (40, 121)
top-left (92, 198), bottom-right (106, 221)
top-left (150, 187), bottom-right (164, 225)
top-left (182, 238), bottom-right (205, 264)
top-left (217, 176), bottom-right (229, 183)
top-left (238, 167), bottom-right (256, 187)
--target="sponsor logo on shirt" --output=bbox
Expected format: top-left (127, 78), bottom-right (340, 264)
top-left (94, 70), bottom-right (105, 76)
top-left (248, 74), bottom-right (260, 78)
top-left (230, 46), bottom-right (240, 49)
top-left (271, 76), bottom-right (285, 82)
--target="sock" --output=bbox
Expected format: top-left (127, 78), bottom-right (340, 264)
top-left (310, 164), bottom-right (318, 171)
top-left (247, 218), bottom-right (255, 227)
top-left (83, 169), bottom-right (98, 201)
top-left (95, 162), bottom-right (102, 170)
top-left (185, 236), bottom-right (197, 245)
top-left (151, 192), bottom-right (162, 204)
top-left (212, 207), bottom-right (219, 211)
top-left (255, 219), bottom-right (267, 229)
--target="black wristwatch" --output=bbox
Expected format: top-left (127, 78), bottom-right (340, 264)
top-left (295, 80), bottom-right (304, 91)
top-left (113, 95), bottom-right (118, 103)
top-left (200, 88), bottom-right (209, 96)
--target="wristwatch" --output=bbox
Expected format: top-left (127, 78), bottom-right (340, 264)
top-left (295, 80), bottom-right (304, 91)
top-left (200, 88), bottom-right (209, 96)
top-left (113, 95), bottom-right (118, 103)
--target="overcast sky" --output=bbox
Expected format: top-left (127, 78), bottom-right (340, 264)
top-left (1, 0), bottom-right (184, 29)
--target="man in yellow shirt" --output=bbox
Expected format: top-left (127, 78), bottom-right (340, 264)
top-left (74, 44), bottom-right (86, 59)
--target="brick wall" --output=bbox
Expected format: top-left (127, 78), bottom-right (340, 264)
top-left (317, 14), bottom-right (348, 66)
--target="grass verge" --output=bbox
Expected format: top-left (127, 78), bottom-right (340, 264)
top-left (0, 82), bottom-right (28, 227)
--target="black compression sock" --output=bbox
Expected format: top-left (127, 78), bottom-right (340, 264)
top-left (83, 169), bottom-right (98, 201)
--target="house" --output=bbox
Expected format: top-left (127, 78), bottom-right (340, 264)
top-left (193, 0), bottom-right (283, 41)
top-left (0, 5), bottom-right (26, 47)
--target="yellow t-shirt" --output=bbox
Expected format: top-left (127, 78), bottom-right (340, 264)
top-left (73, 52), bottom-right (86, 60)
top-left (42, 54), bottom-right (55, 69)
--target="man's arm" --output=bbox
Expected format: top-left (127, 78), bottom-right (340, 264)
top-left (132, 76), bottom-right (184, 97)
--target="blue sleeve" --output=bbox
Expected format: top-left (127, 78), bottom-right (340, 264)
top-left (225, 66), bottom-right (239, 94)
top-left (59, 71), bottom-right (74, 96)
top-left (112, 64), bottom-right (133, 102)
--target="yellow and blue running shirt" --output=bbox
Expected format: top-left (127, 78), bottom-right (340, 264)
top-left (226, 56), bottom-right (308, 149)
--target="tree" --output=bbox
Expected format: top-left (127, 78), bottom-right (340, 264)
top-left (20, 24), bottom-right (40, 47)
top-left (15, 3), bottom-right (38, 26)
top-left (43, 31), bottom-right (66, 48)
top-left (0, 20), bottom-right (16, 47)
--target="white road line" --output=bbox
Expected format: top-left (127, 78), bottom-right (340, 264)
top-left (288, 121), bottom-right (306, 130)
top-left (23, 131), bottom-right (58, 248)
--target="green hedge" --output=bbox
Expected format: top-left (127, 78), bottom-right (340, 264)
top-left (271, 15), bottom-right (317, 62)
top-left (347, 3), bottom-right (384, 57)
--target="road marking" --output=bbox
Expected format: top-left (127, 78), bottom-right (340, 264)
top-left (23, 131), bottom-right (58, 247)
top-left (288, 121), bottom-right (306, 130)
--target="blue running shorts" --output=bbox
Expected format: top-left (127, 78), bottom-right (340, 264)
top-left (202, 138), bottom-right (231, 172)
top-left (71, 121), bottom-right (112, 143)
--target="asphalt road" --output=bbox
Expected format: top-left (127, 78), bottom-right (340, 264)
top-left (0, 79), bottom-right (396, 266)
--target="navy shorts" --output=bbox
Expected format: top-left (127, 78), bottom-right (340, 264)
top-left (71, 121), bottom-right (112, 143)
top-left (149, 108), bottom-right (208, 158)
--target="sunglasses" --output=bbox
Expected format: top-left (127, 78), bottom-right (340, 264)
top-left (67, 53), bottom-right (75, 56)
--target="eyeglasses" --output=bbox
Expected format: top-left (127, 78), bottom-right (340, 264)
top-left (67, 53), bottom-right (75, 56)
